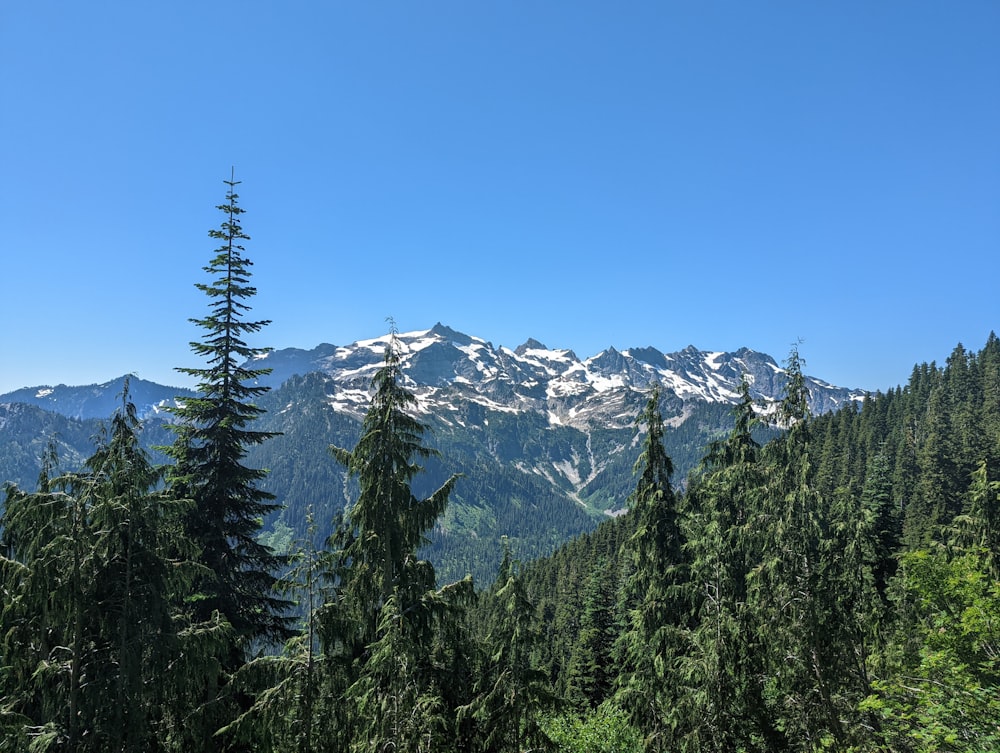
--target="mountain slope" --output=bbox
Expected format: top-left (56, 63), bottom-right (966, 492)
top-left (0, 375), bottom-right (194, 420)
top-left (1, 324), bottom-right (864, 583)
top-left (242, 325), bottom-right (860, 581)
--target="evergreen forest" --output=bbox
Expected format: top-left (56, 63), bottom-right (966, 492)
top-left (2, 180), bottom-right (999, 752)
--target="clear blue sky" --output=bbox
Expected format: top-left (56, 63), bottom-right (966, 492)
top-left (2, 2), bottom-right (997, 395)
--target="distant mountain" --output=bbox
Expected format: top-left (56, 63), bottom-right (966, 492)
top-left (250, 324), bottom-right (864, 581)
top-left (248, 322), bottom-right (862, 423)
top-left (0, 400), bottom-right (177, 493)
top-left (1, 324), bottom-right (865, 583)
top-left (248, 324), bottom-right (864, 418)
top-left (0, 375), bottom-right (194, 421)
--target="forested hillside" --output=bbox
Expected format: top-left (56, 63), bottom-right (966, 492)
top-left (501, 337), bottom-right (1000, 751)
top-left (2, 180), bottom-right (997, 752)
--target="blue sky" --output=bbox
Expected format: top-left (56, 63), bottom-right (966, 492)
top-left (1, 2), bottom-right (997, 395)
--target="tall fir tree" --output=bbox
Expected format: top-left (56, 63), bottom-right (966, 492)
top-left (166, 174), bottom-right (291, 650)
top-left (683, 378), bottom-right (787, 753)
top-left (753, 344), bottom-right (867, 748)
top-left (614, 386), bottom-right (690, 752)
top-left (325, 324), bottom-right (462, 638)
top-left (858, 449), bottom-right (900, 601)
top-left (564, 556), bottom-right (617, 710)
top-left (324, 325), bottom-right (473, 752)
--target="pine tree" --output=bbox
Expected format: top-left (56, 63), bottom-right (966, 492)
top-left (1, 443), bottom-right (91, 749)
top-left (165, 173), bottom-right (291, 650)
top-left (614, 386), bottom-right (690, 752)
top-left (683, 378), bottom-right (786, 752)
top-left (956, 459), bottom-right (1000, 577)
top-left (858, 449), bottom-right (900, 603)
top-left (979, 332), bottom-right (1000, 455)
top-left (81, 378), bottom-right (183, 752)
top-left (753, 345), bottom-right (836, 748)
top-left (752, 345), bottom-right (865, 748)
top-left (564, 557), bottom-right (617, 710)
top-left (324, 326), bottom-right (472, 752)
top-left (0, 383), bottom-right (198, 752)
top-left (905, 383), bottom-right (961, 546)
top-left (328, 326), bottom-right (459, 613)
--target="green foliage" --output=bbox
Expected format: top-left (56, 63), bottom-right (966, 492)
top-left (347, 578), bottom-right (475, 753)
top-left (329, 328), bottom-right (459, 609)
top-left (681, 378), bottom-right (785, 752)
top-left (218, 510), bottom-right (332, 753)
top-left (6, 186), bottom-right (1000, 753)
top-left (165, 174), bottom-right (291, 648)
top-left (564, 558), bottom-right (618, 709)
top-left (463, 540), bottom-right (557, 753)
top-left (543, 705), bottom-right (642, 753)
top-left (321, 328), bottom-right (477, 753)
top-left (954, 459), bottom-right (1000, 577)
top-left (863, 546), bottom-right (1000, 751)
top-left (524, 335), bottom-right (1000, 752)
top-left (615, 387), bottom-right (691, 752)
top-left (0, 381), bottom-right (208, 752)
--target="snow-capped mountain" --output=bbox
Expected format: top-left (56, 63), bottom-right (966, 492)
top-left (0, 324), bottom-right (867, 583)
top-left (252, 323), bottom-right (864, 429)
top-left (0, 324), bottom-right (861, 426)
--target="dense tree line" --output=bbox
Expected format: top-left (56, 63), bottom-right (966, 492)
top-left (511, 338), bottom-right (1000, 752)
top-left (3, 178), bottom-right (999, 751)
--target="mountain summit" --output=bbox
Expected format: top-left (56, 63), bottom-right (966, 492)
top-left (248, 324), bottom-right (864, 430)
top-left (0, 325), bottom-right (862, 425)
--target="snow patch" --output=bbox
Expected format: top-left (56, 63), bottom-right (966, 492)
top-left (586, 373), bottom-right (625, 392)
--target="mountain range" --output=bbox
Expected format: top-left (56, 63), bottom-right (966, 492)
top-left (0, 323), bottom-right (866, 583)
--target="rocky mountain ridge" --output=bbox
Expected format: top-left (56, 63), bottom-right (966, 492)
top-left (0, 325), bottom-right (867, 582)
top-left (0, 376), bottom-right (194, 421)
top-left (249, 323), bottom-right (864, 428)
top-left (1, 324), bottom-right (863, 425)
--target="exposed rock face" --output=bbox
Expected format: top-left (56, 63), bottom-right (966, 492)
top-left (244, 323), bottom-right (864, 430)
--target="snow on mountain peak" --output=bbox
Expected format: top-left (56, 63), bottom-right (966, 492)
top-left (1, 324), bottom-right (867, 432)
top-left (240, 324), bottom-right (864, 431)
